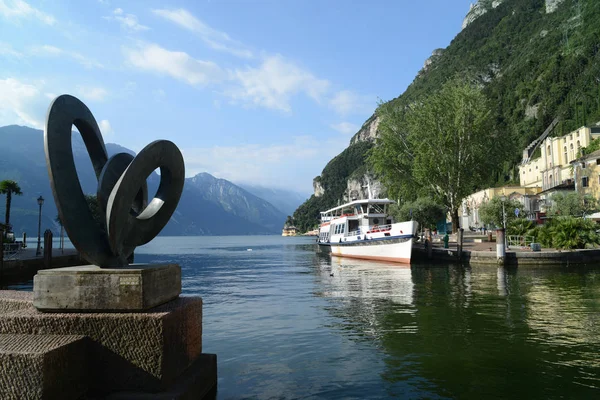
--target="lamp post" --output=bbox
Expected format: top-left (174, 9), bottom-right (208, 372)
top-left (36, 195), bottom-right (44, 256)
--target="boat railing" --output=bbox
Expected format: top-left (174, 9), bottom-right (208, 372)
top-left (345, 229), bottom-right (362, 237)
top-left (367, 224), bottom-right (392, 233)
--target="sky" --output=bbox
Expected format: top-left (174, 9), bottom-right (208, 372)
top-left (0, 0), bottom-right (475, 195)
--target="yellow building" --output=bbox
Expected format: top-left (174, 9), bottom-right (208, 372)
top-left (461, 186), bottom-right (543, 229)
top-left (520, 126), bottom-right (600, 190)
top-left (573, 149), bottom-right (600, 199)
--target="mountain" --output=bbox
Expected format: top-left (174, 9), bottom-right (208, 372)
top-left (293, 0), bottom-right (600, 232)
top-left (237, 184), bottom-right (308, 216)
top-left (0, 125), bottom-right (285, 236)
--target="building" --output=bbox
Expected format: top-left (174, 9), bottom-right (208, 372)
top-left (282, 226), bottom-right (298, 236)
top-left (572, 149), bottom-right (600, 199)
top-left (520, 126), bottom-right (600, 190)
top-left (461, 186), bottom-right (543, 229)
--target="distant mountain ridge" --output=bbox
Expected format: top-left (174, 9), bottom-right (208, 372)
top-left (0, 125), bottom-right (286, 236)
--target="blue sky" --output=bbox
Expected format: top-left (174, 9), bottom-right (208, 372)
top-left (0, 0), bottom-right (474, 195)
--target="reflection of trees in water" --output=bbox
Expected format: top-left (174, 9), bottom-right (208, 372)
top-left (312, 257), bottom-right (600, 398)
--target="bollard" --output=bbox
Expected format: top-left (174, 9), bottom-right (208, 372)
top-left (22, 232), bottom-right (27, 248)
top-left (496, 228), bottom-right (506, 266)
top-left (43, 229), bottom-right (53, 269)
top-left (426, 229), bottom-right (433, 259)
top-left (457, 228), bottom-right (464, 260)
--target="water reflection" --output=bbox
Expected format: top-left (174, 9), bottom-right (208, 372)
top-left (314, 256), bottom-right (600, 398)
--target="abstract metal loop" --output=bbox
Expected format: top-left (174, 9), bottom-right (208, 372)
top-left (44, 95), bottom-right (185, 267)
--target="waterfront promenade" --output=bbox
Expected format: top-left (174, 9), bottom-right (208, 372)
top-left (1, 247), bottom-right (83, 282)
top-left (414, 233), bottom-right (600, 266)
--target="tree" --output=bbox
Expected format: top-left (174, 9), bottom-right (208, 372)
top-left (394, 197), bottom-right (445, 232)
top-left (369, 78), bottom-right (512, 232)
top-left (0, 180), bottom-right (23, 231)
top-left (549, 192), bottom-right (598, 217)
top-left (478, 196), bottom-right (522, 229)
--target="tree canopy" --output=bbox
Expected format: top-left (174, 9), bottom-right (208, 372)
top-left (369, 78), bottom-right (513, 232)
top-left (478, 196), bottom-right (522, 228)
top-left (0, 180), bottom-right (23, 230)
top-left (549, 192), bottom-right (599, 217)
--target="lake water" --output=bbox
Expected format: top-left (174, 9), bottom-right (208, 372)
top-left (6, 235), bottom-right (600, 398)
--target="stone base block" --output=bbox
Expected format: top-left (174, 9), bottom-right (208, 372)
top-left (0, 291), bottom-right (202, 394)
top-left (0, 334), bottom-right (89, 400)
top-left (106, 353), bottom-right (218, 400)
top-left (33, 263), bottom-right (181, 311)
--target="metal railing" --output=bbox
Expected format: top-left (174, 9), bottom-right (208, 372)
top-left (2, 243), bottom-right (22, 261)
top-left (507, 235), bottom-right (535, 247)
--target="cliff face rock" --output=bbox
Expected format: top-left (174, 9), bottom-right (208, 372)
top-left (350, 115), bottom-right (380, 146)
top-left (343, 174), bottom-right (384, 202)
top-left (313, 178), bottom-right (325, 197)
top-left (546, 0), bottom-right (565, 13)
top-left (422, 48), bottom-right (445, 72)
top-left (462, 0), bottom-right (504, 30)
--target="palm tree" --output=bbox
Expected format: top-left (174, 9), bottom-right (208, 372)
top-left (0, 180), bottom-right (23, 231)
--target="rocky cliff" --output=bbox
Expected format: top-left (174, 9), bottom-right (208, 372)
top-left (293, 0), bottom-right (594, 232)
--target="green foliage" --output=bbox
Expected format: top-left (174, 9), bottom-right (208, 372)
top-left (478, 196), bottom-right (522, 228)
top-left (0, 179), bottom-right (23, 229)
top-left (293, 141), bottom-right (373, 232)
top-left (549, 192), bottom-right (598, 217)
top-left (369, 77), bottom-right (512, 231)
top-left (580, 138), bottom-right (600, 156)
top-left (395, 197), bottom-right (445, 231)
top-left (383, 0), bottom-right (600, 182)
top-left (533, 216), bottom-right (600, 249)
top-left (507, 218), bottom-right (536, 236)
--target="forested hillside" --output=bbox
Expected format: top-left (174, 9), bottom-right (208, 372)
top-left (293, 0), bottom-right (600, 232)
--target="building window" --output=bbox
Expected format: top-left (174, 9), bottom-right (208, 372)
top-left (570, 143), bottom-right (574, 159)
top-left (577, 140), bottom-right (581, 151)
top-left (564, 146), bottom-right (568, 162)
top-left (547, 145), bottom-right (551, 155)
top-left (577, 131), bottom-right (580, 137)
top-left (583, 176), bottom-right (589, 187)
top-left (549, 174), bottom-right (553, 185)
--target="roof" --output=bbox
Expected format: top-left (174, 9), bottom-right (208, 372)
top-left (321, 198), bottom-right (395, 214)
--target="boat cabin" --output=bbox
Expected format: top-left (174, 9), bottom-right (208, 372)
top-left (319, 199), bottom-right (396, 243)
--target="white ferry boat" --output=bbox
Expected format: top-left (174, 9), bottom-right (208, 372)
top-left (317, 199), bottom-right (418, 264)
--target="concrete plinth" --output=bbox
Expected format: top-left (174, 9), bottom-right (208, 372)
top-left (0, 334), bottom-right (89, 400)
top-left (33, 263), bottom-right (181, 311)
top-left (0, 291), bottom-right (203, 395)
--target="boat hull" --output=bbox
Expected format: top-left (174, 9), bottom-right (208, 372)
top-left (330, 235), bottom-right (414, 264)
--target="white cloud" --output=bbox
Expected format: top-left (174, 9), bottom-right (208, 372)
top-left (76, 85), bottom-right (109, 102)
top-left (152, 8), bottom-right (252, 59)
top-left (182, 136), bottom-right (346, 190)
top-left (0, 78), bottom-right (47, 128)
top-left (330, 90), bottom-right (374, 116)
top-left (124, 42), bottom-right (224, 86)
top-left (330, 122), bottom-right (359, 135)
top-left (227, 54), bottom-right (330, 112)
top-left (0, 42), bottom-right (23, 58)
top-left (30, 45), bottom-right (104, 69)
top-left (104, 8), bottom-right (148, 32)
top-left (0, 0), bottom-right (55, 25)
top-left (98, 119), bottom-right (113, 139)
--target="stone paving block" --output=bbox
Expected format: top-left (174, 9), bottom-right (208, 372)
top-left (0, 291), bottom-right (203, 395)
top-left (0, 334), bottom-right (89, 400)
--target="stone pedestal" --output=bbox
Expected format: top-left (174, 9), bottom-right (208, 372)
top-left (0, 334), bottom-right (89, 400)
top-left (33, 264), bottom-right (181, 312)
top-left (0, 291), bottom-right (216, 398)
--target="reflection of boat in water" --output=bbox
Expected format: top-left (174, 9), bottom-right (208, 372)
top-left (320, 257), bottom-right (414, 305)
top-left (317, 199), bottom-right (417, 263)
